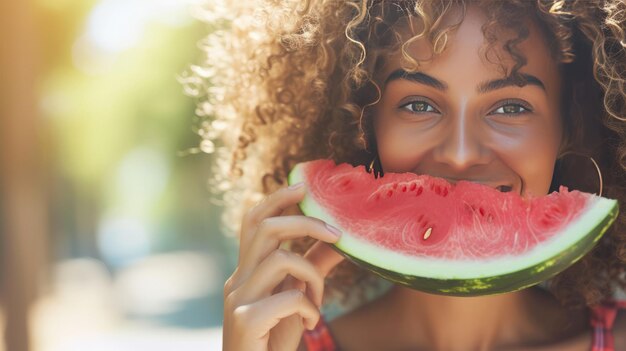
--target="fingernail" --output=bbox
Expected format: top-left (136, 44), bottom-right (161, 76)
top-left (288, 182), bottom-right (304, 190)
top-left (325, 223), bottom-right (342, 237)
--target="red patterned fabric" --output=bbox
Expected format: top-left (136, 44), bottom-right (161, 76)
top-left (302, 300), bottom-right (626, 351)
top-left (590, 299), bottom-right (626, 351)
top-left (302, 317), bottom-right (338, 351)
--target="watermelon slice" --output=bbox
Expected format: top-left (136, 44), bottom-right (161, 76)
top-left (288, 159), bottom-right (619, 296)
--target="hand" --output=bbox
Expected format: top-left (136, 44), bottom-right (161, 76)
top-left (222, 182), bottom-right (345, 351)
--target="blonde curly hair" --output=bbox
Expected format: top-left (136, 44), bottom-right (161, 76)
top-left (184, 0), bottom-right (626, 309)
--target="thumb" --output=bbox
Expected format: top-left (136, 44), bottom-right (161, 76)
top-left (304, 241), bottom-right (346, 278)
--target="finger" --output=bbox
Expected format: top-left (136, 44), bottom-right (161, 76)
top-left (240, 184), bottom-right (308, 255)
top-left (280, 242), bottom-right (346, 309)
top-left (237, 249), bottom-right (325, 307)
top-left (304, 241), bottom-right (347, 278)
top-left (234, 289), bottom-right (320, 339)
top-left (238, 216), bottom-right (341, 283)
top-left (275, 234), bottom-right (346, 289)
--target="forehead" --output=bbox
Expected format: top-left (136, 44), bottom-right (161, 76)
top-left (376, 4), bottom-right (559, 88)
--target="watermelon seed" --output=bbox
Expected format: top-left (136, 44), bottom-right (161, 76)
top-left (442, 188), bottom-right (448, 197)
top-left (409, 183), bottom-right (417, 191)
top-left (392, 183), bottom-right (398, 189)
top-left (416, 186), bottom-right (423, 196)
top-left (423, 227), bottom-right (433, 240)
top-left (401, 185), bottom-right (407, 192)
top-left (387, 190), bottom-right (394, 197)
top-left (479, 208), bottom-right (485, 216)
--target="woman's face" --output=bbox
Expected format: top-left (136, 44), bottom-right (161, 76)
top-left (372, 5), bottom-right (563, 198)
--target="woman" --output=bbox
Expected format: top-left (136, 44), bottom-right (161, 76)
top-left (190, 0), bottom-right (626, 349)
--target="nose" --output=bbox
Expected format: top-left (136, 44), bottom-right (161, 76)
top-left (432, 111), bottom-right (490, 171)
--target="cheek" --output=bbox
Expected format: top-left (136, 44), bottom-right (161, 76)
top-left (374, 119), bottom-right (434, 172)
top-left (490, 121), bottom-right (562, 197)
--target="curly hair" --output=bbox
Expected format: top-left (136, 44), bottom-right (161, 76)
top-left (185, 0), bottom-right (626, 310)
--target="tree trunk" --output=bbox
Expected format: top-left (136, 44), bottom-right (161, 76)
top-left (0, 1), bottom-right (47, 351)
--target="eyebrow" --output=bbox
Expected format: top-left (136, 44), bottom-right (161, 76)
top-left (384, 69), bottom-right (546, 94)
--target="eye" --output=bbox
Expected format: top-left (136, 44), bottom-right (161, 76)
top-left (400, 100), bottom-right (440, 114)
top-left (490, 100), bottom-right (532, 116)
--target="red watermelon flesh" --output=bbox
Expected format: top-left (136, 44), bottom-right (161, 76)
top-left (302, 159), bottom-right (590, 260)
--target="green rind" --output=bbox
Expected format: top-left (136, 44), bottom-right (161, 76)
top-left (327, 204), bottom-right (617, 296)
top-left (288, 162), bottom-right (619, 296)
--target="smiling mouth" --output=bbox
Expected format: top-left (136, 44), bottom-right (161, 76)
top-left (443, 177), bottom-right (515, 193)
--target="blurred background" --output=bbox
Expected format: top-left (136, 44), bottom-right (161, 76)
top-left (1, 0), bottom-right (235, 350)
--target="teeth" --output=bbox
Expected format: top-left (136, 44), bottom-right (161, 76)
top-left (497, 185), bottom-right (513, 193)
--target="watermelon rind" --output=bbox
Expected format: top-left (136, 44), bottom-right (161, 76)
top-left (288, 162), bottom-right (619, 296)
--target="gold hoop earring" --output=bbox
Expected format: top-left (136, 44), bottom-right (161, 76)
top-left (557, 151), bottom-right (603, 197)
top-left (365, 154), bottom-right (384, 179)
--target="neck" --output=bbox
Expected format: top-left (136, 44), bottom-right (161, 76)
top-left (380, 285), bottom-right (577, 351)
